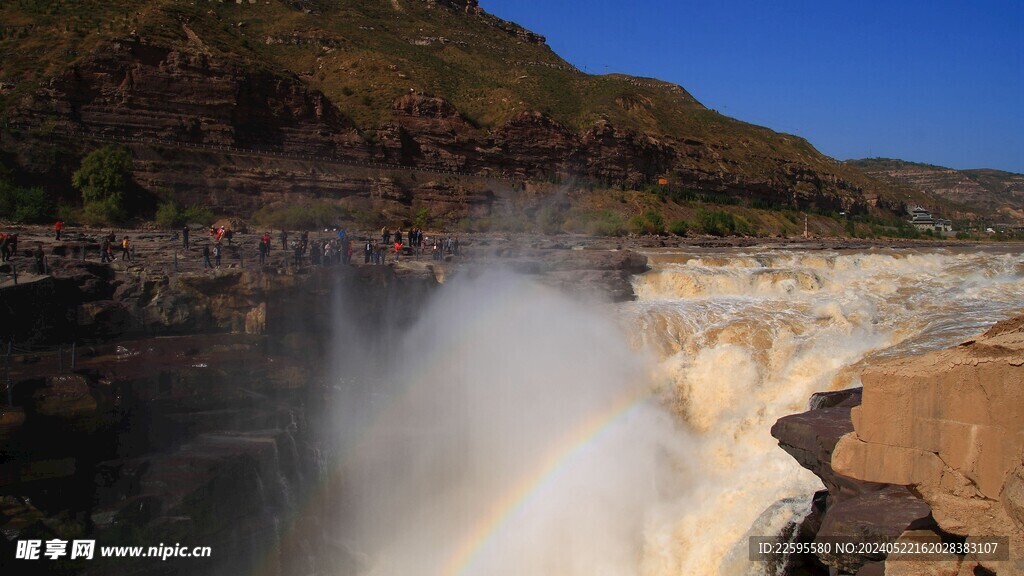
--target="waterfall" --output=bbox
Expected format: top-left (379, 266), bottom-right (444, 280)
top-left (328, 248), bottom-right (1024, 576)
top-left (626, 247), bottom-right (1024, 574)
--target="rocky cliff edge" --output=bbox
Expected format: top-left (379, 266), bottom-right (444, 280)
top-left (830, 316), bottom-right (1024, 575)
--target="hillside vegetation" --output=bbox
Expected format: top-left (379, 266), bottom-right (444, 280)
top-left (0, 0), bottom-right (987, 235)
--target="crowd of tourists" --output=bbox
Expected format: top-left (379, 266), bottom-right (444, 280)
top-left (0, 221), bottom-right (463, 281)
top-left (0, 224), bottom-right (134, 277)
top-left (249, 226), bottom-right (462, 268)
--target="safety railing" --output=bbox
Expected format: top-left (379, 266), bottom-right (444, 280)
top-left (2, 340), bottom-right (81, 407)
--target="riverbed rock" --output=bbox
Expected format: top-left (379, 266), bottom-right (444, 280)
top-left (814, 485), bottom-right (932, 572)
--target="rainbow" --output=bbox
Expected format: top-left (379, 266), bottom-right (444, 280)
top-left (440, 386), bottom-right (651, 576)
top-left (252, 279), bottom-right (653, 576)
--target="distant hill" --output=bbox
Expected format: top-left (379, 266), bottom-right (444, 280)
top-left (0, 0), bottom-right (939, 229)
top-left (848, 159), bottom-right (1024, 222)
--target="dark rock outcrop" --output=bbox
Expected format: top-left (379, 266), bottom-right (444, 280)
top-left (771, 387), bottom-right (944, 574)
top-left (0, 335), bottom-right (353, 576)
top-left (0, 229), bottom-right (648, 345)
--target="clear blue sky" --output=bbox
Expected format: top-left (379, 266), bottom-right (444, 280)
top-left (480, 0), bottom-right (1024, 174)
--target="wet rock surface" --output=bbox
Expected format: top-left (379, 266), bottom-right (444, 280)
top-left (0, 334), bottom-right (351, 576)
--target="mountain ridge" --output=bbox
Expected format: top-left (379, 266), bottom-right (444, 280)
top-left (848, 158), bottom-right (1024, 222)
top-left (0, 0), bottom-right (987, 230)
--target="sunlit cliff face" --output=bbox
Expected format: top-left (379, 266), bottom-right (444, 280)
top-left (327, 249), bottom-right (1024, 576)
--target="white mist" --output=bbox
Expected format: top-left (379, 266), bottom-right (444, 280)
top-left (333, 270), bottom-right (690, 576)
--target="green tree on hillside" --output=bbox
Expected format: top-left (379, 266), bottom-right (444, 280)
top-left (72, 145), bottom-right (133, 224)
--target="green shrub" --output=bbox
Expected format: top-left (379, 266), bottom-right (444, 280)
top-left (413, 206), bottom-right (431, 230)
top-left (72, 145), bottom-right (132, 204)
top-left (584, 210), bottom-right (626, 236)
top-left (668, 219), bottom-right (689, 236)
top-left (155, 201), bottom-right (182, 228)
top-left (0, 182), bottom-right (53, 223)
top-left (80, 197), bottom-right (126, 226)
top-left (71, 145), bottom-right (135, 223)
top-left (182, 204), bottom-right (214, 226)
top-left (535, 206), bottom-right (564, 234)
top-left (629, 209), bottom-right (664, 235)
top-left (154, 202), bottom-right (212, 228)
top-left (252, 201), bottom-right (349, 230)
top-left (696, 209), bottom-right (734, 236)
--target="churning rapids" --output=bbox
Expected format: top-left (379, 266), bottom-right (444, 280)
top-left (330, 247), bottom-right (1024, 576)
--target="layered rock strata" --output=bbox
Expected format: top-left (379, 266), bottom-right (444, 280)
top-left (6, 31), bottom-right (872, 217)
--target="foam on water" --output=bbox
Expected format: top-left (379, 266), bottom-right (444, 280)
top-left (627, 247), bottom-right (1024, 574)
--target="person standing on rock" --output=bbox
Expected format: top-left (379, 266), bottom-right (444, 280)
top-left (394, 240), bottom-right (402, 263)
top-left (121, 236), bottom-right (131, 261)
top-left (55, 220), bottom-right (63, 241)
top-left (258, 237), bottom-right (267, 265)
top-left (261, 231), bottom-right (272, 255)
top-left (101, 236), bottom-right (111, 263)
top-left (364, 239), bottom-right (373, 264)
top-left (280, 229), bottom-right (288, 251)
top-left (214, 242), bottom-right (222, 268)
top-left (33, 243), bottom-right (45, 274)
top-left (309, 240), bottom-right (320, 266)
top-left (203, 244), bottom-right (213, 268)
top-left (381, 226), bottom-right (389, 244)
top-left (182, 225), bottom-right (190, 249)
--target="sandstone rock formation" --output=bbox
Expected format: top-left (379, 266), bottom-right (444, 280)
top-left (832, 316), bottom-right (1024, 574)
top-left (772, 388), bottom-right (942, 574)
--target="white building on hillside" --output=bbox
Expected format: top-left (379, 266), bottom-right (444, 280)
top-left (908, 206), bottom-right (954, 234)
